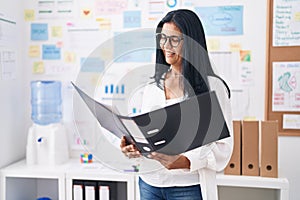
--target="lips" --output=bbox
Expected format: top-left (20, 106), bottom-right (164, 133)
top-left (165, 51), bottom-right (176, 57)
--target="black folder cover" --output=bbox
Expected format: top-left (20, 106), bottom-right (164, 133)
top-left (72, 82), bottom-right (230, 155)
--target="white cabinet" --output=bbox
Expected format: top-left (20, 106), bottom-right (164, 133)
top-left (1, 160), bottom-right (289, 200)
top-left (217, 174), bottom-right (289, 200)
top-left (0, 160), bottom-right (67, 200)
top-left (1, 159), bottom-right (136, 200)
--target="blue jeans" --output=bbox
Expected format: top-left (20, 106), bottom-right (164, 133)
top-left (139, 178), bottom-right (203, 200)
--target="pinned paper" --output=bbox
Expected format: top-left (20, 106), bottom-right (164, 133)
top-left (80, 8), bottom-right (92, 18)
top-left (95, 0), bottom-right (128, 15)
top-left (272, 62), bottom-right (300, 111)
top-left (283, 114), bottom-right (300, 129)
top-left (0, 50), bottom-right (16, 80)
top-left (123, 11), bottom-right (141, 28)
top-left (195, 6), bottom-right (244, 36)
top-left (56, 41), bottom-right (64, 48)
top-left (207, 38), bottom-right (220, 51)
top-left (96, 18), bottom-right (112, 30)
top-left (31, 23), bottom-right (48, 41)
top-left (24, 9), bottom-right (35, 21)
top-left (240, 50), bottom-right (251, 62)
top-left (64, 52), bottom-right (76, 63)
top-left (42, 45), bottom-right (61, 60)
top-left (230, 43), bottom-right (241, 52)
top-left (28, 45), bottom-right (40, 57)
top-left (273, 0), bottom-right (300, 46)
top-left (295, 12), bottom-right (300, 21)
top-left (52, 26), bottom-right (63, 38)
top-left (32, 61), bottom-right (45, 74)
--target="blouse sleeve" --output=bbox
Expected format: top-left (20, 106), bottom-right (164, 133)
top-left (183, 77), bottom-right (233, 172)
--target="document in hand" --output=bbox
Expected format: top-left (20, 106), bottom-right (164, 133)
top-left (72, 82), bottom-right (230, 155)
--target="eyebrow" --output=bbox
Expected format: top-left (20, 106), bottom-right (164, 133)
top-left (160, 32), bottom-right (182, 37)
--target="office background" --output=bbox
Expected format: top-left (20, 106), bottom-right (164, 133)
top-left (0, 0), bottom-right (299, 200)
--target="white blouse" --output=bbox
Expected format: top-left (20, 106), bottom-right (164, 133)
top-left (139, 76), bottom-right (233, 200)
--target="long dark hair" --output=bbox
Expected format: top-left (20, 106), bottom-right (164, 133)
top-left (153, 9), bottom-right (230, 98)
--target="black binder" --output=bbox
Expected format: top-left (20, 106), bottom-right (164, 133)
top-left (72, 82), bottom-right (230, 155)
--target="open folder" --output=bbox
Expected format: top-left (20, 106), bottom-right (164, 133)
top-left (72, 82), bottom-right (230, 155)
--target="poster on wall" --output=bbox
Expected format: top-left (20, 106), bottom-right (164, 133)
top-left (195, 5), bottom-right (244, 36)
top-left (0, 14), bottom-right (17, 47)
top-left (272, 61), bottom-right (300, 111)
top-left (0, 49), bottom-right (17, 80)
top-left (273, 0), bottom-right (300, 46)
top-left (37, 0), bottom-right (75, 19)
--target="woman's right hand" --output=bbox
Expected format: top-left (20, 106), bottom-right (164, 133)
top-left (120, 136), bottom-right (141, 158)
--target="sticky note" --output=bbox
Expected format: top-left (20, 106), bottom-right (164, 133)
top-left (123, 11), bottom-right (141, 28)
top-left (24, 9), bottom-right (35, 21)
top-left (64, 52), bottom-right (76, 63)
top-left (295, 12), bottom-right (300, 21)
top-left (28, 45), bottom-right (40, 57)
top-left (32, 61), bottom-right (45, 74)
top-left (52, 26), bottom-right (63, 38)
top-left (97, 18), bottom-right (112, 30)
top-left (207, 38), bottom-right (220, 51)
top-left (81, 8), bottom-right (92, 18)
top-left (230, 43), bottom-right (241, 52)
top-left (31, 23), bottom-right (48, 41)
top-left (42, 45), bottom-right (61, 60)
top-left (240, 50), bottom-right (251, 62)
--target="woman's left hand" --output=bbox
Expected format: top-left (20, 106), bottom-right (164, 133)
top-left (148, 152), bottom-right (190, 170)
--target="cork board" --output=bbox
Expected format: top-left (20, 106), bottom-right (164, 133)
top-left (265, 0), bottom-right (300, 136)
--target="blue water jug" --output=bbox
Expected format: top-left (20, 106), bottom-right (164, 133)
top-left (31, 81), bottom-right (62, 125)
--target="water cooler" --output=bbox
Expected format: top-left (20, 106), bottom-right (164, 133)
top-left (26, 81), bottom-right (69, 165)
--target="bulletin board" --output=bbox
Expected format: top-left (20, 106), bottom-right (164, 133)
top-left (265, 0), bottom-right (300, 136)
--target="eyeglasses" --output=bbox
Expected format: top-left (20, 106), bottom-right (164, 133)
top-left (156, 33), bottom-right (183, 48)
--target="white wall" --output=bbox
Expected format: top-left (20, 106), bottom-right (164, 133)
top-left (0, 0), bottom-right (27, 168)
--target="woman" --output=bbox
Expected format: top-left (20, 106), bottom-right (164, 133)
top-left (120, 9), bottom-right (233, 200)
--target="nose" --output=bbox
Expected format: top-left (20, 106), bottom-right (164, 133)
top-left (163, 38), bottom-right (173, 49)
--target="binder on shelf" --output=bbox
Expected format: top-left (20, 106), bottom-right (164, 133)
top-left (260, 121), bottom-right (278, 178)
top-left (72, 82), bottom-right (230, 156)
top-left (73, 180), bottom-right (84, 200)
top-left (99, 185), bottom-right (110, 200)
top-left (84, 181), bottom-right (98, 200)
top-left (242, 120), bottom-right (259, 176)
top-left (224, 120), bottom-right (241, 175)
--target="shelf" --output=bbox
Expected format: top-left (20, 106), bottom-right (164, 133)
top-left (217, 174), bottom-right (289, 189)
top-left (65, 159), bottom-right (136, 200)
top-left (1, 159), bottom-right (289, 200)
top-left (216, 174), bottom-right (289, 200)
top-left (1, 159), bottom-right (69, 178)
top-left (1, 159), bottom-right (69, 200)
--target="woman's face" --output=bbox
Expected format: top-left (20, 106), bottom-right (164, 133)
top-left (160, 22), bottom-right (183, 68)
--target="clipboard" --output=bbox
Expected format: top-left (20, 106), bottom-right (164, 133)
top-left (72, 82), bottom-right (230, 155)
